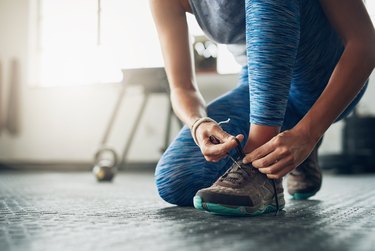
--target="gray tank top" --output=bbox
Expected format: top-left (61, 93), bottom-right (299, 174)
top-left (188, 0), bottom-right (247, 66)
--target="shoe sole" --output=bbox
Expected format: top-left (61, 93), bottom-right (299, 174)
top-left (291, 191), bottom-right (317, 200)
top-left (193, 195), bottom-right (283, 216)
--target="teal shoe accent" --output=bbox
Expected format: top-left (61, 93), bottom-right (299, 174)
top-left (291, 191), bottom-right (317, 200)
top-left (193, 195), bottom-right (204, 210)
top-left (193, 196), bottom-right (280, 217)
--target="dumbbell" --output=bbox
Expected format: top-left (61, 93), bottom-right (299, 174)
top-left (92, 148), bottom-right (118, 182)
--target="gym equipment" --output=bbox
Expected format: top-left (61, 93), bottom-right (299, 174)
top-left (92, 79), bottom-right (125, 181)
top-left (320, 110), bottom-right (375, 173)
top-left (117, 68), bottom-right (182, 164)
top-left (92, 67), bottom-right (183, 181)
top-left (93, 148), bottom-right (118, 181)
top-left (6, 59), bottom-right (20, 135)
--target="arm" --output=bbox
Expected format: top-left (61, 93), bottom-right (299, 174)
top-left (244, 0), bottom-right (375, 179)
top-left (149, 0), bottom-right (204, 127)
top-left (297, 0), bottom-right (375, 142)
top-left (243, 0), bottom-right (301, 153)
top-left (149, 0), bottom-right (242, 161)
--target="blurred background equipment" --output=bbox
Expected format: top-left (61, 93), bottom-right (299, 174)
top-left (193, 36), bottom-right (218, 73)
top-left (5, 59), bottom-right (21, 135)
top-left (0, 58), bottom-right (21, 137)
top-left (92, 67), bottom-right (183, 180)
top-left (93, 147), bottom-right (118, 181)
top-left (118, 68), bottom-right (183, 168)
top-left (320, 109), bottom-right (375, 174)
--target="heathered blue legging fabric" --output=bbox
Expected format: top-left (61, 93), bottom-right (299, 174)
top-left (155, 0), bottom-right (367, 206)
top-left (155, 68), bottom-right (366, 206)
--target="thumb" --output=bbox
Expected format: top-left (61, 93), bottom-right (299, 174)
top-left (212, 130), bottom-right (244, 153)
top-left (214, 129), bottom-right (244, 144)
top-left (213, 129), bottom-right (235, 143)
top-left (235, 134), bottom-right (244, 143)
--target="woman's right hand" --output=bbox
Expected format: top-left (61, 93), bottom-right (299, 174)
top-left (195, 122), bottom-right (244, 162)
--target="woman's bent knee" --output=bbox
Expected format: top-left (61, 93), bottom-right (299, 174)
top-left (155, 166), bottom-right (195, 206)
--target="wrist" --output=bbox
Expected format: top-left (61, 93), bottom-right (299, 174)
top-left (293, 121), bottom-right (322, 146)
top-left (191, 117), bottom-right (218, 146)
top-left (243, 124), bottom-right (280, 153)
top-left (189, 117), bottom-right (203, 130)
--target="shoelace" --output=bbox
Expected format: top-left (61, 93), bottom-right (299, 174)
top-left (209, 136), bottom-right (280, 215)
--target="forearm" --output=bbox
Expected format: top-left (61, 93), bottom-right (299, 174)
top-left (295, 0), bottom-right (375, 143)
top-left (243, 0), bottom-right (375, 178)
top-left (246, 0), bottom-right (300, 127)
top-left (295, 42), bottom-right (375, 142)
top-left (150, 0), bottom-right (205, 128)
top-left (171, 88), bottom-right (207, 128)
top-left (244, 0), bottom-right (300, 153)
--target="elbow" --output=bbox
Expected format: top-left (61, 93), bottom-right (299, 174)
top-left (348, 38), bottom-right (375, 69)
top-left (366, 33), bottom-right (375, 69)
top-left (370, 44), bottom-right (375, 69)
top-left (364, 33), bottom-right (375, 68)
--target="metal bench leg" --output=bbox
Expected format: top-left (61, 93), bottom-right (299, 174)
top-left (161, 101), bottom-right (172, 153)
top-left (119, 94), bottom-right (149, 169)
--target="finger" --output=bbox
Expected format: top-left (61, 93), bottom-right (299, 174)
top-left (201, 141), bottom-right (232, 156)
top-left (257, 157), bottom-right (291, 175)
top-left (204, 156), bottom-right (221, 163)
top-left (203, 145), bottom-right (230, 162)
top-left (205, 154), bottom-right (227, 162)
top-left (201, 139), bottom-right (231, 158)
top-left (209, 133), bottom-right (244, 145)
top-left (243, 140), bottom-right (275, 164)
top-left (203, 152), bottom-right (225, 162)
top-left (266, 165), bottom-right (293, 179)
top-left (252, 148), bottom-right (289, 169)
top-left (211, 132), bottom-right (238, 152)
top-left (235, 134), bottom-right (244, 143)
top-left (204, 128), bottom-right (243, 157)
top-left (219, 133), bottom-right (244, 153)
top-left (213, 128), bottom-right (233, 140)
top-left (202, 140), bottom-right (241, 161)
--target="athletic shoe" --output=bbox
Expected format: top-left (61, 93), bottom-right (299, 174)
top-left (193, 158), bottom-right (285, 216)
top-left (287, 142), bottom-right (322, 200)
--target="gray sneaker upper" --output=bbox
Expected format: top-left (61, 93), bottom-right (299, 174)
top-left (197, 160), bottom-right (284, 208)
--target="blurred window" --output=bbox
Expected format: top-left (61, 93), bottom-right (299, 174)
top-left (30, 0), bottom-right (240, 87)
top-left (31, 0), bottom-right (163, 86)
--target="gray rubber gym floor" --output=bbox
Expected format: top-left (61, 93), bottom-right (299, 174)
top-left (0, 170), bottom-right (374, 251)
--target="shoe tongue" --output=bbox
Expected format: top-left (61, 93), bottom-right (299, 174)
top-left (227, 168), bottom-right (244, 179)
top-left (221, 161), bottom-right (251, 184)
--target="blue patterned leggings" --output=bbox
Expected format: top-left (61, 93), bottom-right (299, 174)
top-left (155, 67), bottom-right (367, 206)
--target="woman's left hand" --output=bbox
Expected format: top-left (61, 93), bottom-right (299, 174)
top-left (242, 128), bottom-right (319, 179)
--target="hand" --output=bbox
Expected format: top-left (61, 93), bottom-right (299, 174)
top-left (243, 128), bottom-right (319, 179)
top-left (195, 122), bottom-right (244, 162)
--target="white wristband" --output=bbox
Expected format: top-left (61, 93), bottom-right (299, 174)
top-left (191, 117), bottom-right (218, 146)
